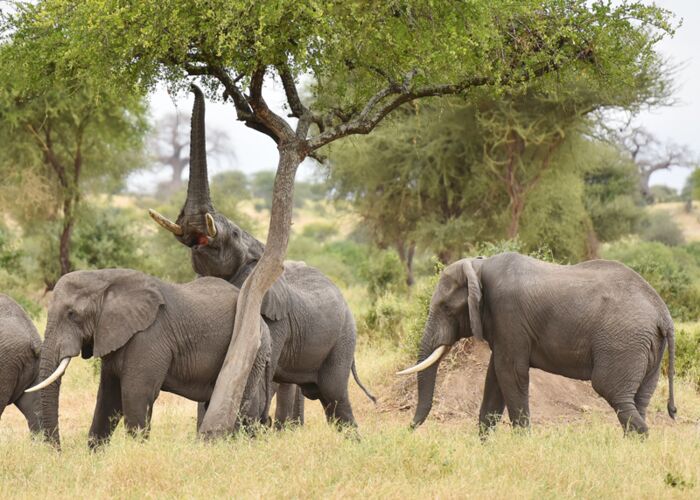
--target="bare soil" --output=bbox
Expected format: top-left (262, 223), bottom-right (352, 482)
top-left (385, 339), bottom-right (616, 426)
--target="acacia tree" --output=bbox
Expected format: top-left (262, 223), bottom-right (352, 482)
top-left (0, 19), bottom-right (147, 287)
top-left (15, 0), bottom-right (676, 436)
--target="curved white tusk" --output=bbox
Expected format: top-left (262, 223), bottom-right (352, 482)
top-left (148, 209), bottom-right (184, 236)
top-left (25, 358), bottom-right (71, 393)
top-left (205, 212), bottom-right (217, 238)
top-left (396, 345), bottom-right (449, 375)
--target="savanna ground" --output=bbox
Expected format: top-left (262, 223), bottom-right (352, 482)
top-left (1, 314), bottom-right (699, 499)
top-left (2, 198), bottom-right (700, 499)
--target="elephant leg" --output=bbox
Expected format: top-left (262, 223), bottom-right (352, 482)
top-left (14, 391), bottom-right (41, 434)
top-left (493, 349), bottom-right (530, 429)
top-left (275, 383), bottom-right (305, 428)
top-left (592, 353), bottom-right (648, 435)
top-left (196, 402), bottom-right (208, 432)
top-left (479, 353), bottom-right (505, 436)
top-left (634, 365), bottom-right (661, 422)
top-left (88, 370), bottom-right (123, 449)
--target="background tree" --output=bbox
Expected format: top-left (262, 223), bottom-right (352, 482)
top-left (149, 111), bottom-right (235, 198)
top-left (15, 0), bottom-right (676, 436)
top-left (616, 126), bottom-right (694, 203)
top-left (0, 29), bottom-right (147, 287)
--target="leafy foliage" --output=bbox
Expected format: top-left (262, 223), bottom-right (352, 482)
top-left (603, 240), bottom-right (700, 321)
top-left (639, 211), bottom-right (685, 247)
top-left (583, 142), bottom-right (644, 242)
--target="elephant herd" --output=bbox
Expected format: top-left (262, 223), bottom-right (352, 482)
top-left (0, 86), bottom-right (677, 450)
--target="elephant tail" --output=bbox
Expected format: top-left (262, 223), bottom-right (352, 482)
top-left (665, 322), bottom-right (677, 420)
top-left (352, 359), bottom-right (377, 404)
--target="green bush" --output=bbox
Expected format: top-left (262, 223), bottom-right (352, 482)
top-left (603, 240), bottom-right (700, 321)
top-left (674, 325), bottom-right (700, 389)
top-left (363, 250), bottom-right (406, 302)
top-left (73, 206), bottom-right (141, 270)
top-left (639, 211), bottom-right (685, 247)
top-left (301, 222), bottom-right (338, 242)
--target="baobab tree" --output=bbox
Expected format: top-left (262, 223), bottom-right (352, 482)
top-left (8, 0), bottom-right (677, 437)
top-left (149, 110), bottom-right (235, 198)
top-left (618, 127), bottom-right (694, 203)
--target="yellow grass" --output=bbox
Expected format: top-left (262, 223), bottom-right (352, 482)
top-left (1, 339), bottom-right (699, 499)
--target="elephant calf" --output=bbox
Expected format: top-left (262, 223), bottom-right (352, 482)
top-left (400, 252), bottom-right (676, 436)
top-left (0, 294), bottom-right (42, 433)
top-left (28, 269), bottom-right (274, 448)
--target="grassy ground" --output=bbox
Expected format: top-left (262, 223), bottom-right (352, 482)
top-left (1, 338), bottom-right (699, 499)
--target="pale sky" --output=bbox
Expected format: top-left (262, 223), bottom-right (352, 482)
top-left (130, 0), bottom-right (700, 193)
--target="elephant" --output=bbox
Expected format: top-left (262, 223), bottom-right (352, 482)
top-left (148, 85), bottom-right (375, 428)
top-left (399, 252), bottom-right (676, 436)
top-left (28, 269), bottom-right (274, 448)
top-left (0, 294), bottom-right (42, 433)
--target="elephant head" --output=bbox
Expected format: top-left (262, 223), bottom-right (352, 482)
top-left (147, 85), bottom-right (288, 321)
top-left (148, 85), bottom-right (263, 282)
top-left (27, 269), bottom-right (163, 447)
top-left (398, 258), bottom-right (484, 428)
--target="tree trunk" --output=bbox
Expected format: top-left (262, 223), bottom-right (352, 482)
top-left (507, 197), bottom-right (524, 239)
top-left (395, 240), bottom-right (416, 287)
top-left (198, 144), bottom-right (304, 438)
top-left (58, 196), bottom-right (74, 278)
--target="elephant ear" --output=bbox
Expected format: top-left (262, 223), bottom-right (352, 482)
top-left (261, 274), bottom-right (289, 321)
top-left (94, 273), bottom-right (165, 357)
top-left (462, 259), bottom-right (484, 342)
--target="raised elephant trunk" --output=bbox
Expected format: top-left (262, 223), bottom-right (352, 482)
top-left (148, 85), bottom-right (216, 237)
top-left (409, 312), bottom-right (454, 428)
top-left (182, 84), bottom-right (214, 218)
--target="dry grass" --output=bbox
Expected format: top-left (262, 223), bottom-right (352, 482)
top-left (2, 338), bottom-right (699, 499)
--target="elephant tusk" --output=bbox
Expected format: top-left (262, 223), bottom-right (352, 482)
top-left (148, 209), bottom-right (184, 236)
top-left (396, 345), bottom-right (449, 375)
top-left (205, 212), bottom-right (217, 238)
top-left (25, 357), bottom-right (71, 393)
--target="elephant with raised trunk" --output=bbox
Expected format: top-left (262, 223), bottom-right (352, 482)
top-left (148, 85), bottom-right (374, 428)
top-left (0, 294), bottom-right (42, 433)
top-left (399, 252), bottom-right (676, 435)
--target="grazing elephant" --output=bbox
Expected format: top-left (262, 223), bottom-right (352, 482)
top-left (148, 85), bottom-right (374, 428)
top-left (28, 269), bottom-right (273, 448)
top-left (399, 252), bottom-right (676, 436)
top-left (0, 294), bottom-right (42, 433)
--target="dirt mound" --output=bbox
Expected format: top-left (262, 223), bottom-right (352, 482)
top-left (386, 339), bottom-right (613, 425)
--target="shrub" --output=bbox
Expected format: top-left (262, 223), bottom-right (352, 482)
top-left (674, 325), bottom-right (700, 389)
top-left (639, 210), bottom-right (685, 247)
top-left (363, 250), bottom-right (406, 302)
top-left (73, 206), bottom-right (141, 270)
top-left (603, 240), bottom-right (700, 321)
top-left (301, 222), bottom-right (338, 242)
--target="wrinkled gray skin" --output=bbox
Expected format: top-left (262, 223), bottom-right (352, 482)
top-left (412, 253), bottom-right (676, 436)
top-left (0, 294), bottom-right (42, 433)
top-left (154, 86), bottom-right (373, 428)
top-left (37, 269), bottom-right (272, 449)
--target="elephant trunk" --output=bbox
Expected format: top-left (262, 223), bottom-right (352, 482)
top-left (411, 312), bottom-right (453, 428)
top-left (38, 334), bottom-right (62, 448)
top-left (183, 85), bottom-right (214, 217)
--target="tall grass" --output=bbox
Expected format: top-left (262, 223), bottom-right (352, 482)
top-left (1, 341), bottom-right (699, 499)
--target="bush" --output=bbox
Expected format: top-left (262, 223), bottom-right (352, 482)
top-left (73, 206), bottom-right (141, 270)
top-left (363, 250), bottom-right (406, 302)
top-left (301, 222), bottom-right (338, 242)
top-left (603, 240), bottom-right (700, 321)
top-left (639, 210), bottom-right (685, 246)
top-left (674, 325), bottom-right (700, 389)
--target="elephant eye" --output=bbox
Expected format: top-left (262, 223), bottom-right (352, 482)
top-left (67, 309), bottom-right (79, 322)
